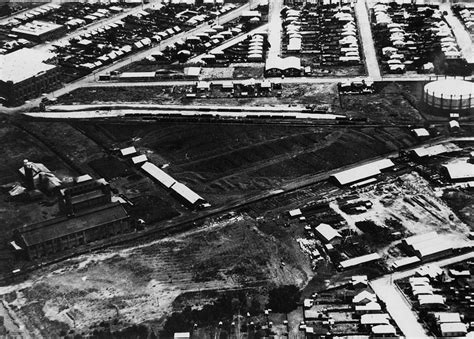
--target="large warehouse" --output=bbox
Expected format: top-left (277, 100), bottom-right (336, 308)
top-left (421, 79), bottom-right (474, 116)
top-left (14, 203), bottom-right (132, 260)
top-left (331, 158), bottom-right (394, 186)
top-left (0, 48), bottom-right (61, 106)
top-left (11, 20), bottom-right (66, 42)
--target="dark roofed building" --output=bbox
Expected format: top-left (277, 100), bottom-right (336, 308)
top-left (58, 178), bottom-right (111, 214)
top-left (14, 203), bottom-right (131, 259)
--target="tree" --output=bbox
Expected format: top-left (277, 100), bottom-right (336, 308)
top-left (267, 285), bottom-right (301, 313)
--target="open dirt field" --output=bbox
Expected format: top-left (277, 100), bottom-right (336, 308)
top-left (0, 211), bottom-right (313, 337)
top-left (96, 123), bottom-right (419, 206)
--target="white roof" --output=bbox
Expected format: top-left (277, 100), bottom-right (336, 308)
top-left (352, 290), bottom-right (377, 304)
top-left (392, 256), bottom-right (421, 269)
top-left (332, 159), bottom-right (394, 185)
top-left (418, 294), bottom-right (445, 305)
top-left (355, 301), bottom-right (381, 312)
top-left (120, 146), bottom-right (137, 156)
top-left (412, 144), bottom-right (451, 157)
top-left (0, 48), bottom-right (57, 84)
top-left (174, 333), bottom-right (190, 339)
top-left (416, 241), bottom-right (452, 259)
top-left (360, 313), bottom-right (390, 325)
top-left (12, 20), bottom-right (63, 37)
top-left (141, 162), bottom-right (176, 188)
top-left (443, 162), bottom-right (474, 180)
top-left (339, 253), bottom-right (381, 269)
top-left (403, 232), bottom-right (438, 247)
top-left (289, 208), bottom-right (302, 217)
top-left (440, 322), bottom-right (467, 335)
top-left (171, 182), bottom-right (204, 205)
top-left (424, 79), bottom-right (473, 99)
top-left (436, 313), bottom-right (462, 323)
top-left (132, 154), bottom-right (148, 164)
top-left (412, 128), bottom-right (430, 137)
top-left (372, 324), bottom-right (396, 334)
top-left (315, 223), bottom-right (341, 243)
top-left (265, 56), bottom-right (301, 71)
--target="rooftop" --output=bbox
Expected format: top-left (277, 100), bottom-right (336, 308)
top-left (332, 158), bottom-right (394, 185)
top-left (17, 203), bottom-right (128, 247)
top-left (12, 20), bottom-right (64, 37)
top-left (443, 161), bottom-right (474, 180)
top-left (171, 182), bottom-right (204, 205)
top-left (141, 162), bottom-right (176, 188)
top-left (0, 48), bottom-right (57, 84)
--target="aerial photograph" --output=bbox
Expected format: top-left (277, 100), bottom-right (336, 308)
top-left (0, 0), bottom-right (473, 337)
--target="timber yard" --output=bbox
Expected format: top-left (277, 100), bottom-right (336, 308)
top-left (0, 0), bottom-right (473, 338)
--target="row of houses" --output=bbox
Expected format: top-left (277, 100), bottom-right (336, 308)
top-left (372, 2), bottom-right (465, 74)
top-left (281, 4), bottom-right (361, 66)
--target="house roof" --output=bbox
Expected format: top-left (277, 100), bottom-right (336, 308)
top-left (371, 324), bottom-right (396, 335)
top-left (435, 313), bottom-right (462, 324)
top-left (352, 290), bottom-right (377, 304)
top-left (360, 313), bottom-right (389, 325)
top-left (265, 56), bottom-right (301, 71)
top-left (418, 294), bottom-right (445, 305)
top-left (440, 322), bottom-right (467, 335)
top-left (132, 154), bottom-right (148, 165)
top-left (355, 301), bottom-right (381, 312)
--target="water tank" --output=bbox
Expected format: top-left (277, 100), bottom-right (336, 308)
top-left (422, 79), bottom-right (473, 115)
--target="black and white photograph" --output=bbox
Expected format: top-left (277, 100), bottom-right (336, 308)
top-left (0, 0), bottom-right (473, 337)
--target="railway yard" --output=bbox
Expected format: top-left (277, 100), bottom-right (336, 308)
top-left (0, 0), bottom-right (473, 338)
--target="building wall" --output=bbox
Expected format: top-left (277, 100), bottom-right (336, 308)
top-left (22, 216), bottom-right (132, 259)
top-left (0, 66), bottom-right (61, 106)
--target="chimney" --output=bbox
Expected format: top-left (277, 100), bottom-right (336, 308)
top-left (23, 159), bottom-right (35, 189)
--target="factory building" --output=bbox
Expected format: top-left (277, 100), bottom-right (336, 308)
top-left (58, 177), bottom-right (111, 215)
top-left (442, 161), bottom-right (474, 182)
top-left (0, 48), bottom-right (61, 106)
top-left (331, 159), bottom-right (394, 187)
top-left (339, 253), bottom-right (381, 270)
top-left (18, 159), bottom-right (62, 192)
top-left (14, 203), bottom-right (131, 260)
top-left (421, 79), bottom-right (474, 116)
top-left (11, 20), bottom-right (66, 43)
top-left (402, 232), bottom-right (453, 261)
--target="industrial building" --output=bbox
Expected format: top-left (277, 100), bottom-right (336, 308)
top-left (18, 159), bottom-right (62, 192)
top-left (0, 48), bottom-right (61, 106)
top-left (402, 232), bottom-right (453, 261)
top-left (141, 162), bottom-right (209, 208)
top-left (331, 159), bottom-right (394, 186)
top-left (58, 177), bottom-right (111, 215)
top-left (442, 161), bottom-right (474, 182)
top-left (421, 79), bottom-right (474, 116)
top-left (11, 20), bottom-right (66, 43)
top-left (410, 142), bottom-right (461, 159)
top-left (264, 56), bottom-right (302, 77)
top-left (314, 223), bottom-right (342, 244)
top-left (339, 253), bottom-right (381, 270)
top-left (14, 203), bottom-right (132, 260)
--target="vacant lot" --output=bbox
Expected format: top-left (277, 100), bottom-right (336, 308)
top-left (1, 212), bottom-right (312, 337)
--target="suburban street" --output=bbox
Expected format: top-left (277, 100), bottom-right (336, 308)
top-left (355, 0), bottom-right (382, 81)
top-left (441, 3), bottom-right (474, 64)
top-left (267, 0), bottom-right (283, 58)
top-left (370, 251), bottom-right (474, 339)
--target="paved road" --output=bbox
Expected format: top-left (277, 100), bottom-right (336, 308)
top-left (370, 251), bottom-right (474, 339)
top-left (0, 3), bottom-right (250, 115)
top-left (355, 0), bottom-right (382, 81)
top-left (267, 0), bottom-right (283, 58)
top-left (441, 3), bottom-right (474, 64)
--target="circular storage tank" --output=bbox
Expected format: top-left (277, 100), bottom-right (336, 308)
top-left (422, 79), bottom-right (474, 115)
